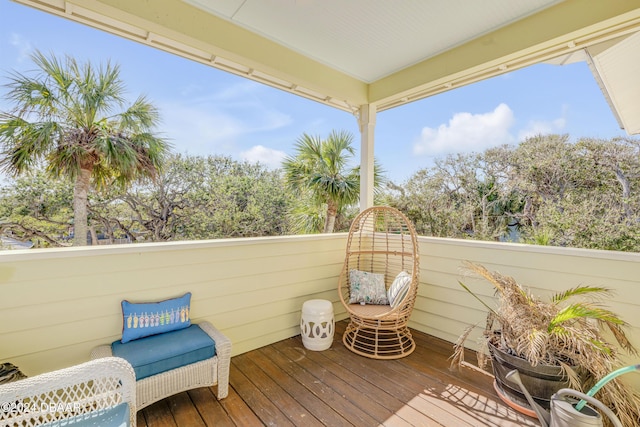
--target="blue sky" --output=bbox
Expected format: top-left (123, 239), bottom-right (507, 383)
top-left (0, 1), bottom-right (630, 183)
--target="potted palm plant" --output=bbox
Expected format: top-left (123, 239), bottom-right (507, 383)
top-left (451, 261), bottom-right (640, 426)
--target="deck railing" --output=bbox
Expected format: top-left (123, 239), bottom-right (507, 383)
top-left (1, 234), bottom-right (638, 390)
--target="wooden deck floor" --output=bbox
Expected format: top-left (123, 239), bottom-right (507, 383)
top-left (136, 320), bottom-right (538, 426)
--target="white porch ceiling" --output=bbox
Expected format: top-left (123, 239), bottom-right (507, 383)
top-left (183, 0), bottom-right (562, 83)
top-left (546, 31), bottom-right (640, 135)
top-left (10, 0), bottom-right (640, 133)
top-left (588, 31), bottom-right (640, 135)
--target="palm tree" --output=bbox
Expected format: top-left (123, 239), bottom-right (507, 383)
top-left (0, 51), bottom-right (170, 246)
top-left (452, 262), bottom-right (640, 426)
top-left (282, 130), bottom-right (384, 233)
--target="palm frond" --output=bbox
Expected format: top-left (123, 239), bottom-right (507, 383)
top-left (518, 329), bottom-right (547, 366)
top-left (450, 323), bottom-right (476, 369)
top-left (282, 129), bottom-right (388, 233)
top-left (549, 303), bottom-right (624, 332)
top-left (455, 262), bottom-right (639, 425)
top-left (457, 280), bottom-right (499, 317)
top-left (0, 50), bottom-right (170, 246)
top-left (117, 96), bottom-right (159, 132)
top-left (558, 361), bottom-right (582, 391)
top-left (461, 261), bottom-right (507, 296)
top-left (552, 285), bottom-right (612, 304)
top-left (604, 322), bottom-right (637, 355)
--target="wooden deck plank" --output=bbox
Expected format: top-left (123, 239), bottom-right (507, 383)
top-left (136, 410), bottom-right (148, 427)
top-left (165, 392), bottom-right (206, 427)
top-left (187, 387), bottom-right (236, 427)
top-left (377, 352), bottom-right (504, 426)
top-left (141, 400), bottom-right (178, 427)
top-left (140, 320), bottom-right (540, 427)
top-left (251, 346), bottom-right (351, 427)
top-left (230, 356), bottom-right (297, 426)
top-left (408, 332), bottom-right (537, 426)
top-left (321, 333), bottom-right (476, 426)
top-left (325, 321), bottom-right (535, 427)
top-left (274, 336), bottom-right (431, 426)
top-left (273, 339), bottom-right (400, 424)
top-left (233, 351), bottom-right (324, 426)
top-left (261, 344), bottom-right (379, 427)
top-left (218, 384), bottom-right (264, 427)
top-left (409, 329), bottom-right (499, 393)
top-left (380, 414), bottom-right (430, 427)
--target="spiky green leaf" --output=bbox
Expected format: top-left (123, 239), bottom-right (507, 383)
top-left (551, 285), bottom-right (612, 304)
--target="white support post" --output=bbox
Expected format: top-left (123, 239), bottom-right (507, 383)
top-left (358, 104), bottom-right (376, 211)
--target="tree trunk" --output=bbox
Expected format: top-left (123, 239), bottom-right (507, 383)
top-left (89, 226), bottom-right (99, 246)
top-left (73, 168), bottom-right (91, 246)
top-left (614, 166), bottom-right (632, 219)
top-left (323, 200), bottom-right (337, 233)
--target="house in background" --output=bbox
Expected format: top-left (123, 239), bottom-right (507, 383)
top-left (0, 236), bottom-right (33, 250)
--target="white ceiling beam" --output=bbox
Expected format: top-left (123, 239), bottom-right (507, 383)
top-left (11, 0), bottom-right (640, 117)
top-left (371, 0), bottom-right (640, 110)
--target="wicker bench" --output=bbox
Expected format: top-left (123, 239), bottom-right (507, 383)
top-left (91, 321), bottom-right (231, 410)
top-left (0, 357), bottom-right (136, 427)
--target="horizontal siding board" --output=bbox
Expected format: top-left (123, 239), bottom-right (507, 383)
top-left (0, 296), bottom-right (124, 335)
top-left (412, 236), bottom-right (640, 390)
top-left (420, 237), bottom-right (639, 279)
top-left (0, 235), bottom-right (346, 375)
top-left (9, 339), bottom-right (112, 378)
top-left (1, 232), bottom-right (638, 394)
top-left (0, 252), bottom-right (343, 309)
top-left (231, 326), bottom-right (301, 356)
top-left (4, 315), bottom-right (121, 357)
top-left (0, 235), bottom-right (347, 284)
top-left (196, 279), bottom-right (339, 317)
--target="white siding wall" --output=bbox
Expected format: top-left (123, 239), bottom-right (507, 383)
top-left (0, 235), bottom-right (348, 376)
top-left (410, 236), bottom-right (640, 389)
top-left (1, 234), bottom-right (638, 393)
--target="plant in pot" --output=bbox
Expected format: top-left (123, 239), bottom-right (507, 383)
top-left (450, 261), bottom-right (640, 426)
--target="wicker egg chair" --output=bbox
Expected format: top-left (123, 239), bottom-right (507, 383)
top-left (338, 206), bottom-right (420, 359)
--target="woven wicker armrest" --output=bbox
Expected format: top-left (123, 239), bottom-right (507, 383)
top-left (197, 321), bottom-right (231, 399)
top-left (0, 357), bottom-right (136, 427)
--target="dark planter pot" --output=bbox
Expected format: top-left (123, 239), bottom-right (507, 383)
top-left (488, 340), bottom-right (574, 412)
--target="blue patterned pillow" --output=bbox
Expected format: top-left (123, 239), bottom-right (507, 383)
top-left (121, 292), bottom-right (192, 343)
top-left (348, 270), bottom-right (389, 305)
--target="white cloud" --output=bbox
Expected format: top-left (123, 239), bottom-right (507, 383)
top-left (240, 145), bottom-right (287, 169)
top-left (413, 103), bottom-right (515, 156)
top-left (9, 33), bottom-right (32, 62)
top-left (158, 99), bottom-right (292, 156)
top-left (517, 117), bottom-right (566, 141)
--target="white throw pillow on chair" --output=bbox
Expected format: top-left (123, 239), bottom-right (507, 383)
top-left (388, 271), bottom-right (412, 308)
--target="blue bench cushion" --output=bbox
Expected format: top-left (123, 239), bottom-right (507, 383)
top-left (42, 403), bottom-right (129, 426)
top-left (112, 324), bottom-right (216, 380)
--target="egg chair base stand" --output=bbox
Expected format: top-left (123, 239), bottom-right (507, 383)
top-left (342, 306), bottom-right (415, 359)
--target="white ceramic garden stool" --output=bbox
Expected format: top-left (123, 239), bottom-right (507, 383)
top-left (300, 299), bottom-right (334, 351)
